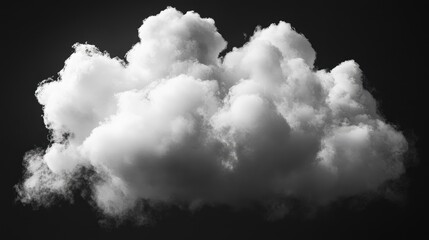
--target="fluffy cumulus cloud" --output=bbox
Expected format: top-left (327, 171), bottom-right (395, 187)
top-left (18, 7), bottom-right (408, 218)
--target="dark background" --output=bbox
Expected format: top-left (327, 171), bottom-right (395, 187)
top-left (3, 0), bottom-right (427, 239)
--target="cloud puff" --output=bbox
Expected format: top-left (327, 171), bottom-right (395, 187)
top-left (17, 7), bottom-right (408, 218)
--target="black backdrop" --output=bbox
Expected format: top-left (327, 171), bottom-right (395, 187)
top-left (3, 1), bottom-right (427, 239)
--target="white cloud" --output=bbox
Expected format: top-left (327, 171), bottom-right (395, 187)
top-left (17, 7), bottom-right (408, 218)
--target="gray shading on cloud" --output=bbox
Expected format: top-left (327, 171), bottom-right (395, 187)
top-left (17, 7), bottom-right (408, 219)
